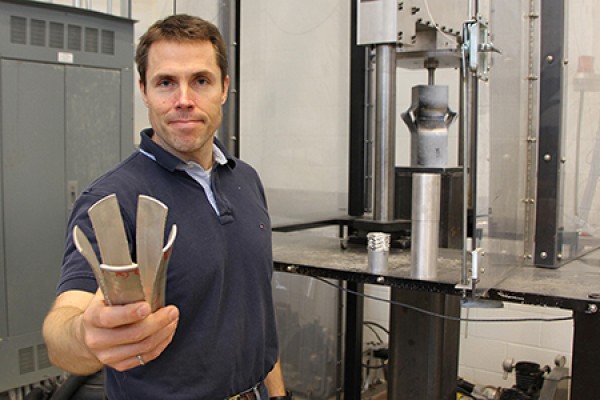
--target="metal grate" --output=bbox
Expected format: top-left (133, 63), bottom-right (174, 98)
top-left (101, 29), bottom-right (115, 55)
top-left (30, 19), bottom-right (46, 47)
top-left (10, 16), bottom-right (27, 44)
top-left (8, 15), bottom-right (115, 57)
top-left (19, 347), bottom-right (35, 375)
top-left (68, 24), bottom-right (82, 51)
top-left (36, 344), bottom-right (52, 370)
top-left (85, 27), bottom-right (99, 53)
top-left (49, 22), bottom-right (65, 49)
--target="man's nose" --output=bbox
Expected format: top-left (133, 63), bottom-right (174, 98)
top-left (175, 85), bottom-right (194, 110)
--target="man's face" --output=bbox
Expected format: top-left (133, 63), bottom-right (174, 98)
top-left (140, 40), bottom-right (229, 168)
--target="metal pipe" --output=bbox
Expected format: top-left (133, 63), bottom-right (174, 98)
top-left (425, 58), bottom-right (439, 85)
top-left (470, 70), bottom-right (479, 247)
top-left (373, 44), bottom-right (396, 222)
top-left (218, 0), bottom-right (240, 156)
top-left (403, 85), bottom-right (453, 168)
top-left (428, 68), bottom-right (435, 85)
top-left (411, 173), bottom-right (441, 279)
top-left (366, 49), bottom-right (376, 213)
top-left (460, 44), bottom-right (470, 285)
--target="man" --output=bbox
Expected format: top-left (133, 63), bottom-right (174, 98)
top-left (43, 14), bottom-right (288, 400)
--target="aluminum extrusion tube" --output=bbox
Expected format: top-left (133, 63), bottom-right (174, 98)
top-left (401, 85), bottom-right (455, 168)
top-left (367, 232), bottom-right (390, 274)
top-left (373, 44), bottom-right (397, 222)
top-left (411, 173), bottom-right (441, 280)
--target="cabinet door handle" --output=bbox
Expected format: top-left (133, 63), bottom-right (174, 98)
top-left (67, 180), bottom-right (79, 211)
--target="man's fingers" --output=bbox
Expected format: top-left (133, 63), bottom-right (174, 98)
top-left (93, 309), bottom-right (179, 371)
top-left (86, 299), bottom-right (151, 330)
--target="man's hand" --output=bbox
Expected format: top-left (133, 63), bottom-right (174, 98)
top-left (80, 291), bottom-right (180, 371)
top-left (44, 290), bottom-right (179, 374)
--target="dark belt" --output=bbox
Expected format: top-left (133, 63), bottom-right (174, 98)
top-left (226, 382), bottom-right (262, 400)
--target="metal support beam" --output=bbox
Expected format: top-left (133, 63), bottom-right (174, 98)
top-left (571, 311), bottom-right (600, 398)
top-left (218, 0), bottom-right (240, 156)
top-left (348, 0), bottom-right (368, 217)
top-left (388, 290), bottom-right (460, 400)
top-left (534, 0), bottom-right (565, 267)
top-left (343, 282), bottom-right (364, 400)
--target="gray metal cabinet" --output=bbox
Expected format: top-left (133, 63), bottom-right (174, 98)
top-left (1, 59), bottom-right (67, 339)
top-left (0, 0), bottom-right (134, 392)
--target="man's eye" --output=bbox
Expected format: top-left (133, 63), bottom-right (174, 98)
top-left (197, 78), bottom-right (209, 85)
top-left (158, 80), bottom-right (172, 87)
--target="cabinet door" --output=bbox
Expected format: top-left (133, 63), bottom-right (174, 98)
top-left (65, 66), bottom-right (122, 206)
top-left (1, 59), bottom-right (66, 336)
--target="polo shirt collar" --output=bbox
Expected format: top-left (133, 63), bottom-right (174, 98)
top-left (139, 128), bottom-right (236, 172)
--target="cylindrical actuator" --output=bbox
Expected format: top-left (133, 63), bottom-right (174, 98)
top-left (411, 173), bottom-right (441, 280)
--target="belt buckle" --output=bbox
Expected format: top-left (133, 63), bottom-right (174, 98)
top-left (227, 382), bottom-right (260, 400)
top-left (228, 393), bottom-right (253, 400)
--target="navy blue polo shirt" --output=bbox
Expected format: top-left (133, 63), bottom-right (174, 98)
top-left (57, 129), bottom-right (279, 399)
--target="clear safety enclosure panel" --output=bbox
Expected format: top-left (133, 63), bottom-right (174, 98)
top-left (239, 2), bottom-right (349, 397)
top-left (239, 1), bottom-right (351, 220)
top-left (561, 1), bottom-right (600, 262)
top-left (473, 1), bottom-right (533, 293)
top-left (477, 0), bottom-right (600, 293)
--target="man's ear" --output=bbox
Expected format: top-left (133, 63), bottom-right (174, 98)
top-left (221, 75), bottom-right (230, 104)
top-left (139, 80), bottom-right (148, 106)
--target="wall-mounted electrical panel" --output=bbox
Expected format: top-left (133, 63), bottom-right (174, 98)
top-left (0, 0), bottom-right (134, 392)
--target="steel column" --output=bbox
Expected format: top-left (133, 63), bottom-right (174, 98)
top-left (534, 0), bottom-right (565, 267)
top-left (344, 282), bottom-right (364, 400)
top-left (571, 311), bottom-right (600, 398)
top-left (348, 0), bottom-right (368, 217)
top-left (373, 44), bottom-right (397, 222)
top-left (218, 0), bottom-right (240, 156)
top-left (388, 290), bottom-right (460, 400)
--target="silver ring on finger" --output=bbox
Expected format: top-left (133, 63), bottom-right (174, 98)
top-left (136, 354), bottom-right (145, 366)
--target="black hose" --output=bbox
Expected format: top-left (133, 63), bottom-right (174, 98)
top-left (49, 375), bottom-right (90, 400)
top-left (24, 388), bottom-right (49, 400)
top-left (457, 377), bottom-right (475, 394)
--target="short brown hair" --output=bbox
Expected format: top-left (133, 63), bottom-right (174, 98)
top-left (135, 14), bottom-right (228, 88)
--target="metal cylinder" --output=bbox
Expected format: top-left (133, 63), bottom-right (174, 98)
top-left (373, 44), bottom-right (397, 222)
top-left (218, 0), bottom-right (239, 155)
top-left (401, 85), bottom-right (455, 168)
top-left (411, 173), bottom-right (441, 279)
top-left (367, 232), bottom-right (390, 274)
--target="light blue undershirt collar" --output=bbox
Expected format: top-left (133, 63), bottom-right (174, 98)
top-left (139, 144), bottom-right (227, 214)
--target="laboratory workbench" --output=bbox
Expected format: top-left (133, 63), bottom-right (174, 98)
top-left (271, 227), bottom-right (600, 399)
